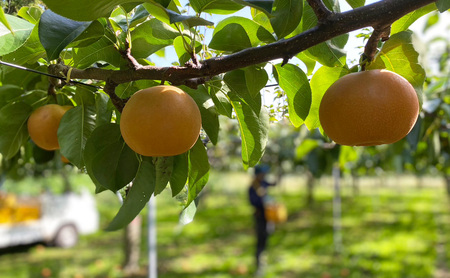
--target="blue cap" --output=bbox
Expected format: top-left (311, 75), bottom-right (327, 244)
top-left (254, 164), bottom-right (270, 175)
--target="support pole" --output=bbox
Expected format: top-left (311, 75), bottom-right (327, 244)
top-left (332, 165), bottom-right (342, 254)
top-left (148, 196), bottom-right (157, 278)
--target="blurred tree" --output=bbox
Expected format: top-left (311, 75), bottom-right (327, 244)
top-left (2, 0), bottom-right (43, 14)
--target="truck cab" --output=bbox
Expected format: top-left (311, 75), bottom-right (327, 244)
top-left (0, 190), bottom-right (99, 249)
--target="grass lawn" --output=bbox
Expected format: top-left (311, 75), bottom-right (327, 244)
top-left (0, 172), bottom-right (449, 278)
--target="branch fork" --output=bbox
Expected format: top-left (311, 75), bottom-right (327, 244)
top-left (306, 0), bottom-right (333, 23)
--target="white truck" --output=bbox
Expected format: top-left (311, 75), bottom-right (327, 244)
top-left (0, 190), bottom-right (99, 249)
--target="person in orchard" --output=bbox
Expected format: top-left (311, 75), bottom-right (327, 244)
top-left (248, 165), bottom-right (276, 275)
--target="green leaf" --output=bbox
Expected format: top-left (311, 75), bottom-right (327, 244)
top-left (0, 102), bottom-right (32, 159)
top-left (179, 200), bottom-right (197, 225)
top-left (391, 4), bottom-right (436, 35)
top-left (18, 90), bottom-right (47, 109)
top-left (436, 0), bottom-right (450, 12)
top-left (296, 52), bottom-right (316, 76)
top-left (367, 31), bottom-right (426, 105)
top-left (83, 123), bottom-right (119, 192)
top-left (423, 12), bottom-right (440, 33)
top-left (2, 25), bottom-right (46, 68)
top-left (17, 6), bottom-right (42, 24)
top-left (298, 2), bottom-right (316, 33)
top-left (0, 63), bottom-right (47, 90)
top-left (32, 144), bottom-right (55, 164)
top-left (406, 116), bottom-right (422, 151)
top-left (131, 18), bottom-right (179, 59)
top-left (244, 66), bottom-right (269, 98)
top-left (0, 7), bottom-right (14, 33)
top-left (41, 0), bottom-right (146, 21)
top-left (323, 0), bottom-right (340, 12)
top-left (232, 0), bottom-right (274, 15)
top-left (142, 2), bottom-right (172, 25)
top-left (344, 0), bottom-right (365, 8)
top-left (273, 63), bottom-right (312, 127)
top-left (167, 10), bottom-right (214, 28)
top-left (295, 138), bottom-right (319, 160)
top-left (270, 0), bottom-right (303, 39)
top-left (58, 105), bottom-right (96, 168)
top-left (305, 40), bottom-right (347, 67)
top-left (73, 34), bottom-right (127, 69)
top-left (251, 9), bottom-right (274, 32)
top-left (305, 66), bottom-right (349, 130)
top-left (209, 16), bottom-right (274, 52)
top-left (190, 0), bottom-right (243, 14)
top-left (230, 94), bottom-right (269, 168)
top-left (95, 93), bottom-right (113, 127)
top-left (173, 36), bottom-right (202, 65)
top-left (224, 69), bottom-right (262, 113)
top-left (183, 85), bottom-right (219, 145)
top-left (0, 14), bottom-right (34, 56)
top-left (109, 7), bottom-right (129, 32)
top-left (0, 85), bottom-right (25, 109)
top-left (69, 19), bottom-right (105, 48)
top-left (208, 80), bottom-right (233, 118)
top-left (106, 157), bottom-right (156, 231)
top-left (122, 2), bottom-right (143, 12)
top-left (39, 9), bottom-right (92, 61)
top-left (170, 152), bottom-right (188, 197)
top-left (85, 124), bottom-right (140, 192)
top-left (154, 156), bottom-right (174, 195)
top-left (129, 5), bottom-right (150, 28)
top-left (74, 86), bottom-right (96, 106)
top-left (186, 139), bottom-right (210, 206)
top-left (93, 143), bottom-right (138, 193)
top-left (338, 145), bottom-right (358, 169)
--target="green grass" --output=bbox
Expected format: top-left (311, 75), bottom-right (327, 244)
top-left (0, 172), bottom-right (449, 278)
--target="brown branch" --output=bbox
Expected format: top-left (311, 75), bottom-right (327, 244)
top-left (363, 24), bottom-right (392, 68)
top-left (103, 79), bottom-right (126, 113)
top-left (48, 0), bottom-right (436, 89)
top-left (306, 0), bottom-right (333, 23)
top-left (120, 43), bottom-right (142, 70)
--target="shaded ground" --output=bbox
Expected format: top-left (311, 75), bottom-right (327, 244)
top-left (0, 173), bottom-right (449, 278)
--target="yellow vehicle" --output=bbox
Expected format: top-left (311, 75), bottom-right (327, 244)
top-left (0, 194), bottom-right (41, 224)
top-left (0, 190), bottom-right (99, 248)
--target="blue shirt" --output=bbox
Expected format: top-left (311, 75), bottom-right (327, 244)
top-left (249, 180), bottom-right (272, 211)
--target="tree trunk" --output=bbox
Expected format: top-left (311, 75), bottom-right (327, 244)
top-left (351, 170), bottom-right (359, 196)
top-left (123, 215), bottom-right (142, 275)
top-left (60, 167), bottom-right (72, 193)
top-left (446, 175), bottom-right (450, 197)
top-left (416, 175), bottom-right (424, 189)
top-left (306, 171), bottom-right (315, 206)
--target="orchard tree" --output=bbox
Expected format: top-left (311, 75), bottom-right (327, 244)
top-left (0, 0), bottom-right (448, 229)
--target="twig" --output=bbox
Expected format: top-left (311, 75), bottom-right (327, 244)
top-left (120, 42), bottom-right (142, 70)
top-left (306, 0), bottom-right (333, 23)
top-left (362, 24), bottom-right (391, 69)
top-left (103, 79), bottom-right (126, 112)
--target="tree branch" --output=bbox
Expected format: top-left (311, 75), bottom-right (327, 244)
top-left (306, 0), bottom-right (333, 23)
top-left (48, 0), bottom-right (436, 89)
top-left (362, 24), bottom-right (392, 69)
top-left (103, 79), bottom-right (126, 112)
top-left (120, 45), bottom-right (142, 71)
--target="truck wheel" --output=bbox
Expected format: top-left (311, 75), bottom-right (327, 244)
top-left (53, 224), bottom-right (78, 248)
